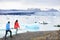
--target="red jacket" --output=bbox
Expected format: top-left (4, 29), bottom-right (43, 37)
top-left (14, 22), bottom-right (20, 29)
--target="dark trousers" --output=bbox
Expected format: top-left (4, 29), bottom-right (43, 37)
top-left (5, 30), bottom-right (12, 39)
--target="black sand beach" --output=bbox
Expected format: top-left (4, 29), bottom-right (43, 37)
top-left (0, 30), bottom-right (60, 40)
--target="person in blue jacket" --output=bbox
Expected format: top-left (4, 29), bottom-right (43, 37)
top-left (5, 21), bottom-right (12, 39)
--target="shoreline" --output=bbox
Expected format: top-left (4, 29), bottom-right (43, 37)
top-left (0, 30), bottom-right (59, 40)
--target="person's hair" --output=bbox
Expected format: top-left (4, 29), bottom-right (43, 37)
top-left (8, 21), bottom-right (10, 23)
top-left (15, 20), bottom-right (18, 24)
top-left (16, 20), bottom-right (18, 22)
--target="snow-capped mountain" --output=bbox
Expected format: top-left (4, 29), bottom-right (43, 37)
top-left (0, 9), bottom-right (60, 16)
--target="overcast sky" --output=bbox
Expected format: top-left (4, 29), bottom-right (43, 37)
top-left (0, 0), bottom-right (60, 10)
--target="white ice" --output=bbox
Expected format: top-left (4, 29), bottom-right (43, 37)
top-left (0, 15), bottom-right (60, 38)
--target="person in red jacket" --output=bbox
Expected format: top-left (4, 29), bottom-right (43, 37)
top-left (14, 20), bottom-right (20, 35)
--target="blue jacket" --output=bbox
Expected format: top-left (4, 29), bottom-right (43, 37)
top-left (6, 23), bottom-right (10, 30)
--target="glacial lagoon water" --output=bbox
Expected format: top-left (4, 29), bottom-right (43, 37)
top-left (0, 15), bottom-right (60, 38)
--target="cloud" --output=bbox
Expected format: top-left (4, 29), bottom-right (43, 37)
top-left (0, 0), bottom-right (20, 1)
top-left (0, 0), bottom-right (60, 9)
top-left (19, 0), bottom-right (60, 9)
top-left (21, 0), bottom-right (60, 6)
